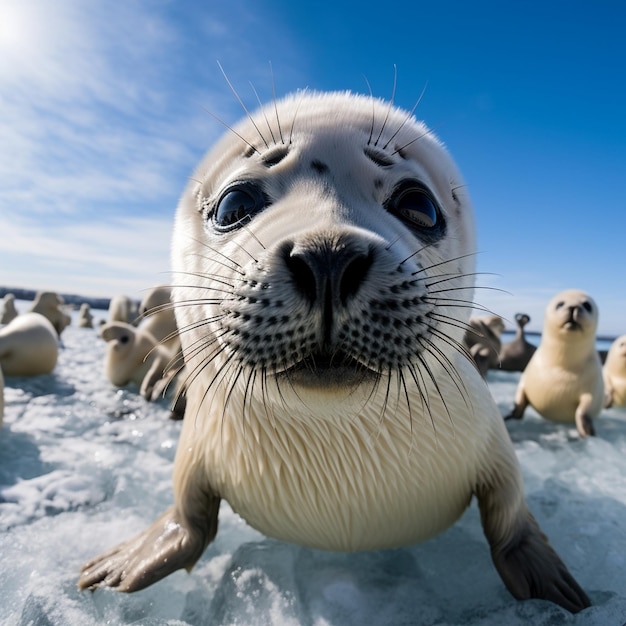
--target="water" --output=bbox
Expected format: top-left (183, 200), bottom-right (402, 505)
top-left (1, 306), bottom-right (625, 625)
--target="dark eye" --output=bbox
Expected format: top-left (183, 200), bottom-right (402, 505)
top-left (385, 182), bottom-right (444, 239)
top-left (213, 183), bottom-right (268, 231)
top-left (555, 301), bottom-right (565, 309)
top-left (582, 301), bottom-right (592, 313)
top-left (119, 334), bottom-right (129, 344)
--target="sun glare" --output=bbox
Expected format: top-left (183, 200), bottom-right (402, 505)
top-left (0, 2), bottom-right (44, 58)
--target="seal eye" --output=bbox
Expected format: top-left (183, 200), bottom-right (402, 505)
top-left (385, 182), bottom-right (445, 240)
top-left (213, 183), bottom-right (268, 231)
top-left (582, 301), bottom-right (592, 313)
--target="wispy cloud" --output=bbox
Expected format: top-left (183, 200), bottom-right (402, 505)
top-left (0, 0), bottom-right (306, 298)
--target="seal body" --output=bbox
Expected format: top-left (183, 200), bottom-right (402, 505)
top-left (0, 312), bottom-right (59, 376)
top-left (100, 322), bottom-right (173, 401)
top-left (464, 314), bottom-right (505, 376)
top-left (79, 92), bottom-right (589, 613)
top-left (499, 313), bottom-right (536, 372)
top-left (0, 293), bottom-right (19, 325)
top-left (29, 291), bottom-right (71, 336)
top-left (603, 334), bottom-right (626, 407)
top-left (77, 303), bottom-right (94, 328)
top-left (136, 286), bottom-right (181, 356)
top-left (506, 290), bottom-right (603, 436)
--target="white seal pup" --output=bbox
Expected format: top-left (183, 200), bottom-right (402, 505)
top-left (79, 92), bottom-right (589, 612)
top-left (0, 312), bottom-right (59, 376)
top-left (136, 286), bottom-right (181, 356)
top-left (1, 293), bottom-right (19, 325)
top-left (100, 322), bottom-right (174, 401)
top-left (107, 294), bottom-right (138, 325)
top-left (77, 303), bottom-right (94, 329)
top-left (29, 291), bottom-right (71, 336)
top-left (603, 334), bottom-right (626, 407)
top-left (499, 313), bottom-right (536, 372)
top-left (505, 290), bottom-right (604, 437)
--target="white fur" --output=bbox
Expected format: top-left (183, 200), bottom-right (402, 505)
top-left (170, 92), bottom-right (514, 550)
top-left (604, 334), bottom-right (626, 407)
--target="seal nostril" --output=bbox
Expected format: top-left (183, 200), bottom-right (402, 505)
top-left (340, 252), bottom-right (373, 305)
top-left (285, 254), bottom-right (318, 304)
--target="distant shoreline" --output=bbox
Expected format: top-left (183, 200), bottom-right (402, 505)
top-left (0, 286), bottom-right (111, 311)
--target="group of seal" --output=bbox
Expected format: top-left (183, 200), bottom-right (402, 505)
top-left (78, 91), bottom-right (590, 612)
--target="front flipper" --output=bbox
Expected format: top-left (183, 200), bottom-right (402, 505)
top-left (78, 498), bottom-right (219, 592)
top-left (476, 467), bottom-right (590, 613)
top-left (574, 393), bottom-right (596, 438)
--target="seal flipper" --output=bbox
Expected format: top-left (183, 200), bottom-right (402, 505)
top-left (78, 497), bottom-right (220, 592)
top-left (475, 465), bottom-right (590, 613)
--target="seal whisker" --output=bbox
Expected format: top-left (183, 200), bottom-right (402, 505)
top-left (250, 81), bottom-right (277, 146)
top-left (200, 105), bottom-right (260, 156)
top-left (217, 61), bottom-right (269, 150)
top-left (390, 127), bottom-right (436, 156)
top-left (373, 64), bottom-right (397, 146)
top-left (288, 87), bottom-right (309, 145)
top-left (382, 80), bottom-right (428, 151)
top-left (269, 62), bottom-right (285, 145)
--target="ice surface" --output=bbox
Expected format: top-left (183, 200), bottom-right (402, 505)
top-left (1, 307), bottom-right (625, 625)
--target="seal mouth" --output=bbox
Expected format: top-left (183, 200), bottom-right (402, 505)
top-left (278, 350), bottom-right (379, 388)
top-left (562, 320), bottom-right (582, 332)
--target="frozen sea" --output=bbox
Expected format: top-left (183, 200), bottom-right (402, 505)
top-left (1, 304), bottom-right (625, 626)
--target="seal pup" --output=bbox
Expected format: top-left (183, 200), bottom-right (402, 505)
top-left (29, 291), bottom-right (71, 336)
top-left (107, 294), bottom-right (138, 325)
top-left (499, 313), bottom-right (536, 372)
top-left (0, 312), bottom-right (59, 376)
top-left (78, 91), bottom-right (589, 612)
top-left (77, 303), bottom-right (94, 329)
top-left (603, 334), bottom-right (626, 407)
top-left (136, 286), bottom-right (181, 356)
top-left (505, 290), bottom-right (603, 437)
top-left (463, 314), bottom-right (505, 376)
top-left (100, 322), bottom-right (174, 401)
top-left (1, 293), bottom-right (19, 325)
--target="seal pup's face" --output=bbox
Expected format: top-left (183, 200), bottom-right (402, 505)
top-left (172, 92), bottom-right (475, 404)
top-left (545, 289), bottom-right (598, 337)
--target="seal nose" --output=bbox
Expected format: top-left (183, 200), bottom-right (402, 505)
top-left (284, 237), bottom-right (373, 307)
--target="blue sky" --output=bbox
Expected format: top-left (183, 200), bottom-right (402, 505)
top-left (0, 0), bottom-right (624, 335)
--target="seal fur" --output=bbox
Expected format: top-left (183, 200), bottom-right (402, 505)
top-left (603, 334), bottom-right (626, 407)
top-left (505, 289), bottom-right (604, 437)
top-left (78, 91), bottom-right (589, 612)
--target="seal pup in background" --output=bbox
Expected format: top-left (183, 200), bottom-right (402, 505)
top-left (29, 291), bottom-right (71, 336)
top-left (0, 312), bottom-right (59, 376)
top-left (499, 313), bottom-right (536, 372)
top-left (79, 91), bottom-right (589, 612)
top-left (1, 293), bottom-right (19, 325)
top-left (100, 322), bottom-right (175, 402)
top-left (505, 290), bottom-right (603, 437)
top-left (463, 314), bottom-right (505, 377)
top-left (136, 286), bottom-right (181, 356)
top-left (603, 334), bottom-right (626, 407)
top-left (77, 303), bottom-right (94, 329)
top-left (107, 294), bottom-right (139, 325)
